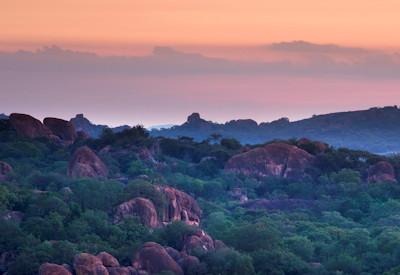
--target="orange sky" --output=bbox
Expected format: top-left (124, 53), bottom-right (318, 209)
top-left (1, 0), bottom-right (400, 52)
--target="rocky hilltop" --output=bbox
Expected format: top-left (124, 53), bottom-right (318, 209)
top-left (70, 114), bottom-right (130, 138)
top-left (152, 106), bottom-right (400, 153)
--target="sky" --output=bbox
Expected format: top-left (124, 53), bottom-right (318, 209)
top-left (1, 1), bottom-right (400, 126)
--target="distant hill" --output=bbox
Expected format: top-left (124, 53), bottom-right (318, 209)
top-left (0, 113), bottom-right (8, 120)
top-left (147, 124), bottom-right (175, 130)
top-left (70, 114), bottom-right (130, 138)
top-left (151, 106), bottom-right (400, 154)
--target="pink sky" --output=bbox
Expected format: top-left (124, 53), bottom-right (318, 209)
top-left (1, 1), bottom-right (400, 126)
top-left (1, 45), bottom-right (399, 126)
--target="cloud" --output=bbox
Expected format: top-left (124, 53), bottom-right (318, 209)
top-left (1, 44), bottom-right (400, 127)
top-left (268, 40), bottom-right (367, 54)
top-left (0, 44), bottom-right (399, 79)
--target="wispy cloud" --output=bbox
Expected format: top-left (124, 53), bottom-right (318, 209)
top-left (1, 43), bottom-right (400, 126)
top-left (0, 44), bottom-right (399, 79)
top-left (268, 40), bottom-right (367, 54)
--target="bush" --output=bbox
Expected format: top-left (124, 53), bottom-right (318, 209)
top-left (204, 248), bottom-right (255, 275)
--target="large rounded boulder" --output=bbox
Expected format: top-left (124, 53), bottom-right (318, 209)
top-left (156, 186), bottom-right (201, 226)
top-left (182, 229), bottom-right (216, 255)
top-left (225, 142), bottom-right (315, 179)
top-left (113, 198), bottom-right (159, 228)
top-left (97, 252), bottom-right (120, 268)
top-left (43, 117), bottom-right (77, 144)
top-left (368, 161), bottom-right (397, 183)
top-left (73, 253), bottom-right (109, 275)
top-left (39, 263), bottom-right (72, 275)
top-left (133, 242), bottom-right (183, 275)
top-left (68, 146), bottom-right (108, 178)
top-left (9, 113), bottom-right (53, 139)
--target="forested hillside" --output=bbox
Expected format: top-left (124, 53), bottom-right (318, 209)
top-left (2, 113), bottom-right (400, 274)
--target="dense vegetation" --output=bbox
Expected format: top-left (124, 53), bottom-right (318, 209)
top-left (2, 123), bottom-right (400, 275)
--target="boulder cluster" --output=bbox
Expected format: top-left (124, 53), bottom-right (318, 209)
top-left (114, 185), bottom-right (201, 228)
top-left (225, 141), bottom-right (398, 183)
top-left (9, 113), bottom-right (77, 145)
top-left (40, 230), bottom-right (223, 275)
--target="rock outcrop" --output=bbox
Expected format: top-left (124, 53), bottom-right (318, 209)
top-left (107, 266), bottom-right (137, 275)
top-left (73, 253), bottom-right (109, 275)
top-left (114, 186), bottom-right (201, 227)
top-left (182, 230), bottom-right (216, 255)
top-left (225, 142), bottom-right (315, 179)
top-left (9, 113), bottom-right (54, 139)
top-left (70, 114), bottom-right (130, 138)
top-left (368, 161), bottom-right (397, 183)
top-left (41, 252), bottom-right (141, 275)
top-left (0, 161), bottom-right (12, 181)
top-left (43, 117), bottom-right (77, 144)
top-left (68, 146), bottom-right (108, 178)
top-left (39, 237), bottom-right (222, 275)
top-left (297, 138), bottom-right (328, 155)
top-left (178, 254), bottom-right (202, 274)
top-left (133, 242), bottom-right (183, 275)
top-left (156, 186), bottom-right (201, 226)
top-left (39, 263), bottom-right (72, 275)
top-left (114, 198), bottom-right (159, 228)
top-left (97, 252), bottom-right (120, 268)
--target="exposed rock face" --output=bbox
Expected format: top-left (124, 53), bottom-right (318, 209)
top-left (73, 253), bottom-right (109, 275)
top-left (70, 114), bottom-right (130, 138)
top-left (187, 113), bottom-right (202, 124)
top-left (225, 142), bottom-right (315, 179)
top-left (70, 114), bottom-right (107, 138)
top-left (41, 253), bottom-right (140, 275)
top-left (68, 146), bottom-right (108, 178)
top-left (133, 242), bottom-right (183, 275)
top-left (43, 117), bottom-right (77, 143)
top-left (9, 113), bottom-right (54, 139)
top-left (214, 240), bottom-right (227, 250)
top-left (368, 161), bottom-right (397, 183)
top-left (297, 138), bottom-right (328, 155)
top-left (182, 230), bottom-right (215, 255)
top-left (114, 186), bottom-right (201, 227)
top-left (39, 263), bottom-right (72, 275)
top-left (114, 198), bottom-right (159, 228)
top-left (165, 247), bottom-right (181, 262)
top-left (97, 252), bottom-right (120, 268)
top-left (0, 161), bottom-right (13, 180)
top-left (138, 148), bottom-right (157, 164)
top-left (156, 186), bottom-right (201, 226)
top-left (178, 254), bottom-right (202, 275)
top-left (107, 266), bottom-right (137, 275)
